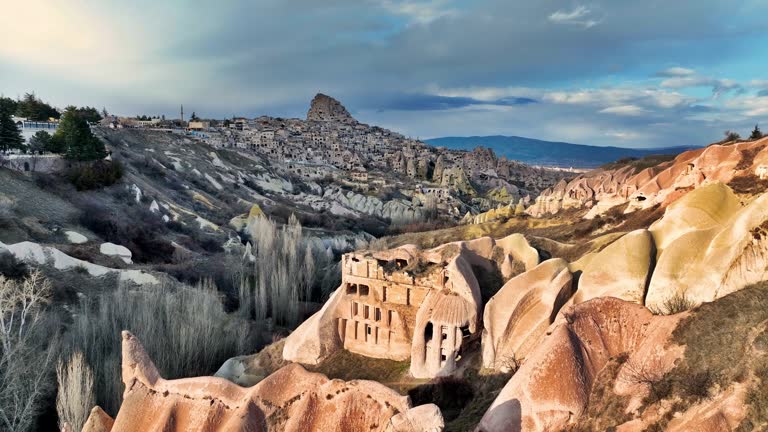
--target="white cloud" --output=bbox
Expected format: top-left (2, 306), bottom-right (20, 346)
top-left (605, 131), bottom-right (642, 140)
top-left (379, 0), bottom-right (458, 24)
top-left (599, 105), bottom-right (648, 116)
top-left (657, 67), bottom-right (696, 77)
top-left (548, 5), bottom-right (601, 28)
top-left (660, 75), bottom-right (742, 97)
top-left (725, 95), bottom-right (768, 117)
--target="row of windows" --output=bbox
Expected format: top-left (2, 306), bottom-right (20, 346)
top-left (351, 302), bottom-right (394, 324)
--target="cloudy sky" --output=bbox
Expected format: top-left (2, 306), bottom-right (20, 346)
top-left (2, 0), bottom-right (767, 148)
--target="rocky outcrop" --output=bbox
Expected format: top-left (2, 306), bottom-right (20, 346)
top-left (322, 187), bottom-right (429, 224)
top-left (0, 241), bottom-right (158, 285)
top-left (107, 331), bottom-right (442, 432)
top-left (81, 406), bottom-right (114, 432)
top-left (481, 258), bottom-right (573, 370)
top-left (646, 182), bottom-right (768, 309)
top-left (570, 229), bottom-right (655, 305)
top-left (307, 93), bottom-right (356, 123)
top-left (527, 137), bottom-right (768, 218)
top-left (282, 234), bottom-right (538, 379)
top-left (476, 298), bottom-right (685, 432)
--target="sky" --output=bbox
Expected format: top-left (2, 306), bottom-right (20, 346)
top-left (1, 0), bottom-right (768, 148)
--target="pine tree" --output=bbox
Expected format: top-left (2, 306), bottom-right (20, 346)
top-left (55, 107), bottom-right (107, 161)
top-left (750, 124), bottom-right (763, 140)
top-left (0, 105), bottom-right (24, 152)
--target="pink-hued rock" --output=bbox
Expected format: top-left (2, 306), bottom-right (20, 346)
top-left (109, 331), bottom-right (438, 432)
top-left (81, 406), bottom-right (114, 432)
top-left (481, 258), bottom-right (573, 370)
top-left (527, 138), bottom-right (768, 218)
top-left (476, 298), bottom-right (684, 432)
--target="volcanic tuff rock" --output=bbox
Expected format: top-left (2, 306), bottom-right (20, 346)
top-left (104, 331), bottom-right (442, 432)
top-left (570, 229), bottom-right (655, 305)
top-left (481, 258), bottom-right (573, 370)
top-left (81, 407), bottom-right (114, 432)
top-left (307, 93), bottom-right (356, 123)
top-left (645, 182), bottom-right (768, 309)
top-left (282, 234), bottom-right (540, 379)
top-left (476, 298), bottom-right (685, 432)
top-left (527, 137), bottom-right (768, 218)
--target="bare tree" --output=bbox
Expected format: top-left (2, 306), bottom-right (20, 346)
top-left (0, 271), bottom-right (57, 432)
top-left (56, 351), bottom-right (95, 432)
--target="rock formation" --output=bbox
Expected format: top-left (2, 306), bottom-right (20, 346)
top-left (646, 182), bottom-right (768, 309)
top-left (476, 298), bottom-right (685, 432)
top-left (282, 234), bottom-right (539, 379)
top-left (481, 258), bottom-right (573, 370)
top-left (570, 229), bottom-right (655, 305)
top-left (307, 93), bottom-right (356, 123)
top-left (81, 407), bottom-right (114, 432)
top-left (527, 137), bottom-right (768, 218)
top-left (104, 331), bottom-right (442, 432)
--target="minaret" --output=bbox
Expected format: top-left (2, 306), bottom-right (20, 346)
top-left (180, 105), bottom-right (184, 122)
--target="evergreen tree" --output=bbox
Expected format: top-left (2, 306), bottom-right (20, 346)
top-left (750, 124), bottom-right (763, 140)
top-left (0, 106), bottom-right (24, 152)
top-left (55, 107), bottom-right (107, 161)
top-left (16, 92), bottom-right (59, 121)
top-left (190, 112), bottom-right (199, 121)
top-left (28, 130), bottom-right (51, 154)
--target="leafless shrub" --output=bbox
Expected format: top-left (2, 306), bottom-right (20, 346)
top-left (56, 351), bottom-right (95, 432)
top-left (238, 215), bottom-right (316, 327)
top-left (649, 292), bottom-right (696, 315)
top-left (497, 353), bottom-right (522, 374)
top-left (0, 271), bottom-right (57, 432)
top-left (65, 280), bottom-right (261, 415)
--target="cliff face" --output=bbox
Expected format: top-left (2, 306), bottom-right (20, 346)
top-left (527, 138), bottom-right (768, 218)
top-left (307, 93), bottom-right (357, 123)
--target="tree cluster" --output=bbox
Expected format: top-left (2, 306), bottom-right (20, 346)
top-left (52, 107), bottom-right (108, 161)
top-left (11, 93), bottom-right (60, 121)
top-left (0, 106), bottom-right (23, 152)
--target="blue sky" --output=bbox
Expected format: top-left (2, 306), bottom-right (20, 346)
top-left (1, 0), bottom-right (767, 148)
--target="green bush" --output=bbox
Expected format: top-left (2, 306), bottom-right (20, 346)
top-left (67, 160), bottom-right (124, 191)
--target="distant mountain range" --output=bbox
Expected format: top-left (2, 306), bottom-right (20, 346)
top-left (425, 135), bottom-right (700, 168)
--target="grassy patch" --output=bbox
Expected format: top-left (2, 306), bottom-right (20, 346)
top-left (600, 154), bottom-right (676, 173)
top-left (309, 349), bottom-right (411, 389)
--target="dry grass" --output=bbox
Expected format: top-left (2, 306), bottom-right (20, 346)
top-left (309, 349), bottom-right (412, 391)
top-left (56, 351), bottom-right (95, 432)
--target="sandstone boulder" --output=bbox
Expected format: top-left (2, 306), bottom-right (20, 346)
top-left (99, 242), bottom-right (132, 264)
top-left (646, 185), bottom-right (768, 310)
top-left (481, 258), bottom-right (573, 370)
top-left (385, 404), bottom-right (444, 432)
top-left (81, 406), bottom-right (114, 432)
top-left (476, 298), bottom-right (684, 432)
top-left (571, 229), bottom-right (655, 305)
top-left (65, 231), bottom-right (88, 244)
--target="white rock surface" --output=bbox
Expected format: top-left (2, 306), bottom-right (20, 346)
top-left (100, 242), bottom-right (133, 264)
top-left (0, 241), bottom-right (157, 285)
top-left (65, 231), bottom-right (88, 244)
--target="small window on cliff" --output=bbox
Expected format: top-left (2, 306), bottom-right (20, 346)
top-left (346, 284), bottom-right (357, 295)
top-left (425, 322), bottom-right (434, 342)
top-left (359, 284), bottom-right (370, 296)
top-left (396, 259), bottom-right (407, 268)
top-left (460, 326), bottom-right (471, 339)
top-left (636, 195), bottom-right (647, 201)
